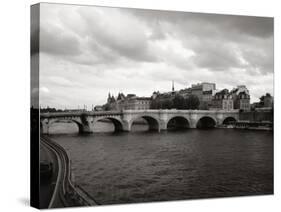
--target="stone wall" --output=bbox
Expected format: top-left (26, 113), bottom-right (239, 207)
top-left (239, 111), bottom-right (273, 122)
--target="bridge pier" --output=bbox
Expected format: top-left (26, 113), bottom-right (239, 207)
top-left (78, 124), bottom-right (93, 134)
top-left (122, 121), bottom-right (131, 132)
top-left (146, 119), bottom-right (160, 132)
top-left (216, 114), bottom-right (224, 126)
top-left (41, 122), bottom-right (49, 134)
top-left (189, 118), bottom-right (197, 129)
top-left (159, 119), bottom-right (167, 131)
top-left (149, 124), bottom-right (161, 132)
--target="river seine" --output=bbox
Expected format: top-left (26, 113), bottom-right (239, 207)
top-left (48, 121), bottom-right (273, 205)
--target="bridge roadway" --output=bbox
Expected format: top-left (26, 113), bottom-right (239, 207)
top-left (40, 109), bottom-right (240, 134)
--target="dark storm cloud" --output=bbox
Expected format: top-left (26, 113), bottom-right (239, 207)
top-left (226, 16), bottom-right (273, 38)
top-left (128, 8), bottom-right (273, 73)
top-left (130, 9), bottom-right (273, 39)
top-left (39, 3), bottom-right (273, 108)
top-left (186, 13), bottom-right (273, 39)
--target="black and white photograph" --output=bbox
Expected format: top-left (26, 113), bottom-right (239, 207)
top-left (30, 2), bottom-right (273, 209)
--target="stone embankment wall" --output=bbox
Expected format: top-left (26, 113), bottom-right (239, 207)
top-left (239, 111), bottom-right (273, 122)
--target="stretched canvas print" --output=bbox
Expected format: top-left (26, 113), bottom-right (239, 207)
top-left (30, 3), bottom-right (274, 209)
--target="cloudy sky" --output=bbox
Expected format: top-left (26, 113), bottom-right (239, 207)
top-left (36, 3), bottom-right (273, 109)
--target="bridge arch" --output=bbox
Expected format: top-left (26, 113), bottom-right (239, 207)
top-left (196, 116), bottom-right (217, 129)
top-left (130, 115), bottom-right (160, 131)
top-left (166, 116), bottom-right (190, 130)
top-left (222, 116), bottom-right (237, 125)
top-left (94, 117), bottom-right (124, 132)
top-left (41, 118), bottom-right (83, 134)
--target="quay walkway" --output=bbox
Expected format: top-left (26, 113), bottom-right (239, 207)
top-left (41, 136), bottom-right (98, 208)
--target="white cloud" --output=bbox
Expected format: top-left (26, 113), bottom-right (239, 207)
top-left (40, 86), bottom-right (50, 93)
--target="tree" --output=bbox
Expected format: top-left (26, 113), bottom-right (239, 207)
top-left (151, 98), bottom-right (173, 109)
top-left (186, 95), bottom-right (200, 109)
top-left (259, 95), bottom-right (265, 103)
top-left (266, 93), bottom-right (272, 97)
top-left (259, 93), bottom-right (272, 107)
top-left (162, 99), bottom-right (173, 109)
top-left (103, 104), bottom-right (111, 111)
top-left (172, 94), bottom-right (185, 109)
top-left (150, 99), bottom-right (161, 109)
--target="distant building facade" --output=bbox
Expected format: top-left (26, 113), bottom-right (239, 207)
top-left (178, 88), bottom-right (192, 98)
top-left (106, 93), bottom-right (151, 110)
top-left (150, 82), bottom-right (215, 110)
top-left (251, 93), bottom-right (273, 111)
top-left (123, 96), bottom-right (151, 110)
top-left (150, 82), bottom-right (178, 109)
top-left (210, 85), bottom-right (250, 111)
top-left (94, 105), bottom-right (103, 111)
top-left (237, 91), bottom-right (251, 111)
top-left (230, 85), bottom-right (251, 111)
top-left (190, 82), bottom-right (216, 109)
top-left (210, 89), bottom-right (233, 111)
top-left (102, 83), bottom-right (252, 111)
top-left (262, 94), bottom-right (274, 108)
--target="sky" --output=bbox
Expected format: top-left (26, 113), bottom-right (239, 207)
top-left (35, 3), bottom-right (274, 109)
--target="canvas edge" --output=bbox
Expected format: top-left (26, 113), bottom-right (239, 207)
top-left (30, 3), bottom-right (40, 209)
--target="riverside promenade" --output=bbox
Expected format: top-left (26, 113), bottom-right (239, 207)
top-left (39, 142), bottom-right (59, 208)
top-left (40, 136), bottom-right (98, 208)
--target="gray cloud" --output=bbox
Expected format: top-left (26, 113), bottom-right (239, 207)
top-left (128, 9), bottom-right (273, 73)
top-left (76, 7), bottom-right (159, 62)
top-left (38, 3), bottom-right (274, 108)
top-left (190, 41), bottom-right (243, 71)
top-left (40, 25), bottom-right (81, 56)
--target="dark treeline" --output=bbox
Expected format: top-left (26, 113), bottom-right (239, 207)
top-left (150, 94), bottom-right (200, 110)
top-left (40, 107), bottom-right (63, 113)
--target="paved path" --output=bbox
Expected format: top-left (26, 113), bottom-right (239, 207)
top-left (40, 138), bottom-right (65, 208)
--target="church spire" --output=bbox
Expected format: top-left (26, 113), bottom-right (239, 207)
top-left (107, 92), bottom-right (111, 103)
top-left (172, 80), bottom-right (175, 92)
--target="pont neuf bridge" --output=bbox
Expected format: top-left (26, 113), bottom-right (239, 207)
top-left (40, 109), bottom-right (239, 134)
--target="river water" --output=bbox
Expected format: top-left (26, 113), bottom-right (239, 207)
top-left (48, 121), bottom-right (273, 205)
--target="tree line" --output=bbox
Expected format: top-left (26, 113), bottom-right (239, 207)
top-left (150, 94), bottom-right (200, 110)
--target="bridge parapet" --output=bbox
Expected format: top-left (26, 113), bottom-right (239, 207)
top-left (40, 111), bottom-right (123, 118)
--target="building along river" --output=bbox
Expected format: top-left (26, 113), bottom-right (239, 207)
top-left (45, 120), bottom-right (273, 205)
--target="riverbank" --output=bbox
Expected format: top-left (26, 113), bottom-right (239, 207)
top-left (218, 125), bottom-right (273, 131)
top-left (233, 121), bottom-right (273, 131)
top-left (40, 136), bottom-right (98, 208)
top-left (40, 141), bottom-right (58, 208)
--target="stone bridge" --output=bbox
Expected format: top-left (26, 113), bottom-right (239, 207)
top-left (40, 109), bottom-right (240, 134)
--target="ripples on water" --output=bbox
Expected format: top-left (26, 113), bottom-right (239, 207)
top-left (48, 122), bottom-right (273, 204)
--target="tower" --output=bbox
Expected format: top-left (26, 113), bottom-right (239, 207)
top-left (172, 80), bottom-right (175, 92)
top-left (107, 92), bottom-right (111, 103)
